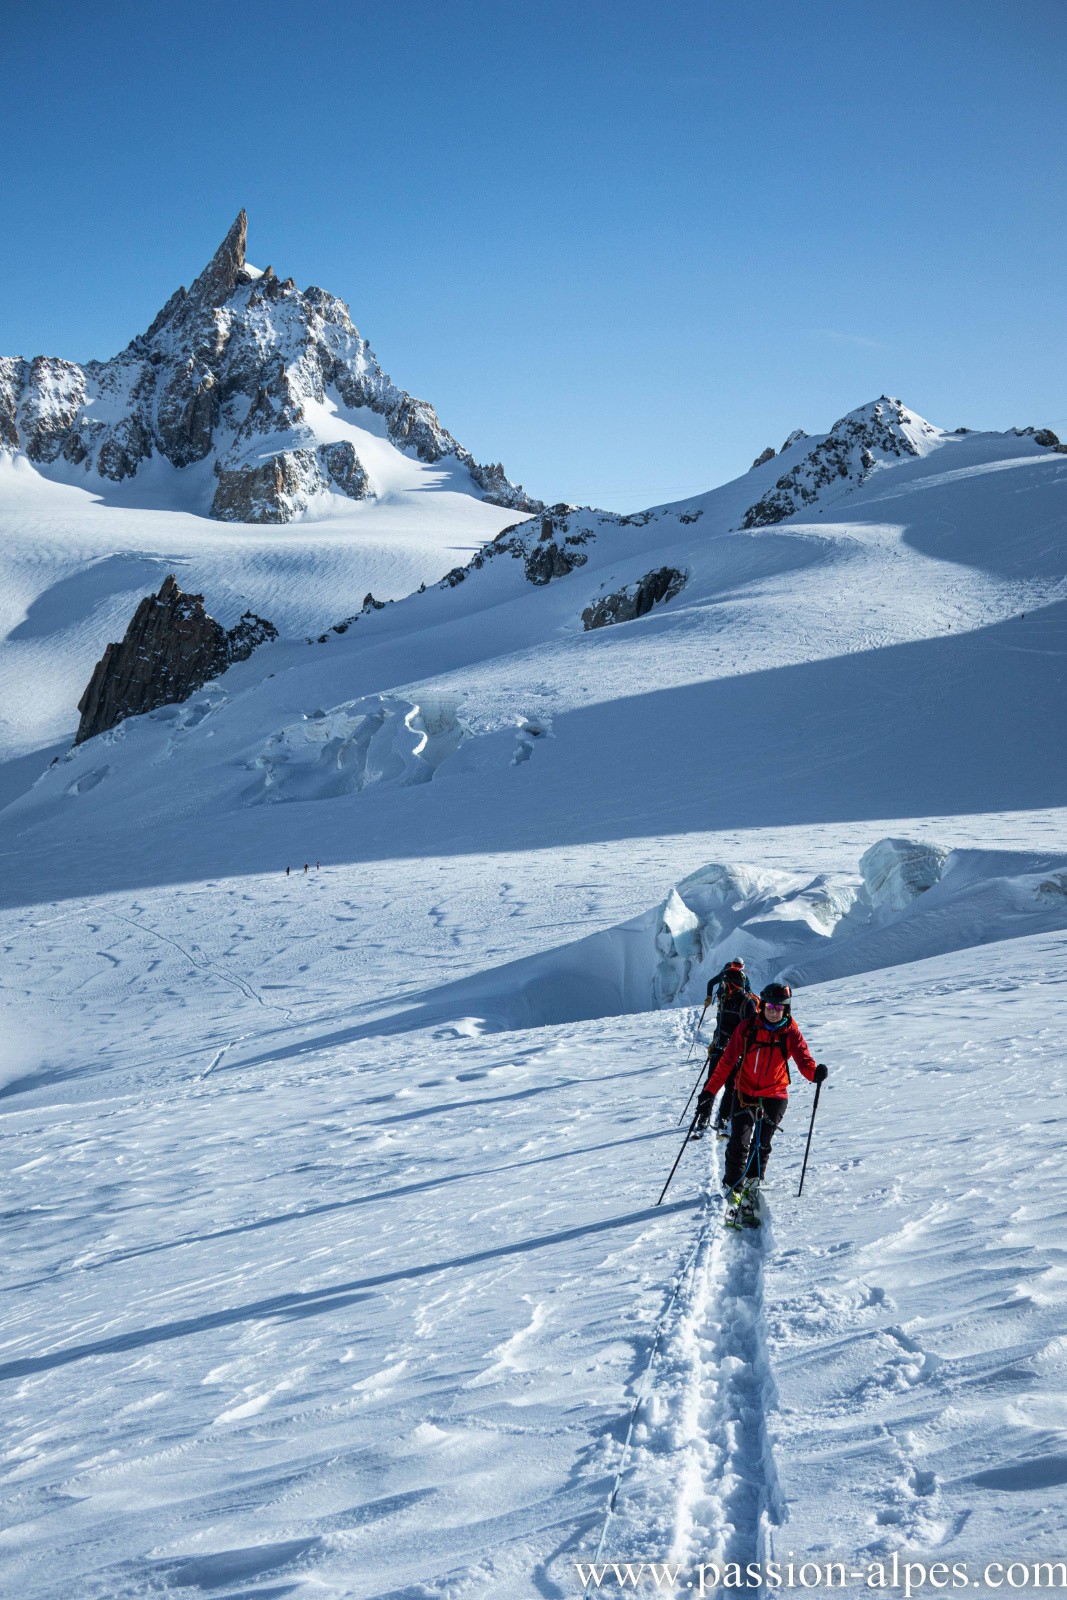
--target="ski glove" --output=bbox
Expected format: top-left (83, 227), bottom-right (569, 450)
top-left (695, 1090), bottom-right (714, 1117)
top-left (813, 1064), bottom-right (828, 1084)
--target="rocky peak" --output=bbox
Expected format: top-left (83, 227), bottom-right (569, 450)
top-left (3, 212), bottom-right (540, 524)
top-left (75, 575), bottom-right (277, 744)
top-left (741, 397), bottom-right (942, 529)
top-left (188, 210), bottom-right (248, 308)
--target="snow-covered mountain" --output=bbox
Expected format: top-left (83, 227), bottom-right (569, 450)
top-left (0, 211), bottom-right (537, 523)
top-left (3, 392), bottom-right (1064, 886)
top-left (1, 338), bottom-right (1065, 1598)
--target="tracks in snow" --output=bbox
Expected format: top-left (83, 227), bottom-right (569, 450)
top-left (106, 908), bottom-right (294, 1025)
top-left (595, 1180), bottom-right (786, 1587)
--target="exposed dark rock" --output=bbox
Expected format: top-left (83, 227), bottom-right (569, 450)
top-left (158, 362), bottom-right (220, 466)
top-left (325, 591), bottom-right (385, 635)
top-left (0, 357), bottom-right (26, 450)
top-left (751, 446), bottom-right (776, 470)
top-left (211, 449), bottom-right (322, 523)
top-left (678, 509), bottom-right (703, 525)
top-left (524, 540), bottom-right (588, 586)
top-left (187, 210), bottom-right (248, 309)
top-left (96, 414), bottom-right (152, 480)
top-left (781, 428), bottom-right (809, 452)
top-left (466, 459), bottom-right (525, 507)
top-left (1009, 426), bottom-right (1067, 454)
top-left (582, 567), bottom-right (687, 631)
top-left (62, 418), bottom-right (103, 466)
top-left (75, 575), bottom-right (276, 744)
top-left (317, 440), bottom-right (370, 499)
top-left (19, 357), bottom-right (86, 463)
top-left (387, 393), bottom-right (450, 463)
top-left (226, 610), bottom-right (278, 661)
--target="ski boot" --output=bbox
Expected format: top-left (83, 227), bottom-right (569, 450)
top-left (723, 1178), bottom-right (761, 1230)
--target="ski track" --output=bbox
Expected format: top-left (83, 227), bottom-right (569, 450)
top-left (594, 1150), bottom-right (787, 1592)
top-left (106, 909), bottom-right (293, 1021)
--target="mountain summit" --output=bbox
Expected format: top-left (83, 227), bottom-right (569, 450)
top-left (740, 397), bottom-right (944, 527)
top-left (0, 212), bottom-right (539, 523)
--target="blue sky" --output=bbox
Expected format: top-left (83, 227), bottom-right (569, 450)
top-left (3, 0), bottom-right (1064, 510)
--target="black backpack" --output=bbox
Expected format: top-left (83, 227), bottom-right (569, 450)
top-left (715, 983), bottom-right (756, 1042)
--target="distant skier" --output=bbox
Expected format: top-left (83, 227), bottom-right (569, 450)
top-left (304, 863), bottom-right (309, 874)
top-left (286, 865), bottom-right (291, 877)
top-left (693, 960), bottom-right (756, 1134)
top-left (701, 982), bottom-right (827, 1195)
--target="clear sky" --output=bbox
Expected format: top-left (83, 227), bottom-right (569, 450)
top-left (3, 0), bottom-right (1064, 511)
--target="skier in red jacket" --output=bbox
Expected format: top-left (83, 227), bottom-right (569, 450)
top-left (702, 981), bottom-right (827, 1194)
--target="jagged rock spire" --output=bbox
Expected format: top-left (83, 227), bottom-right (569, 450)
top-left (75, 574), bottom-right (276, 744)
top-left (188, 210), bottom-right (248, 307)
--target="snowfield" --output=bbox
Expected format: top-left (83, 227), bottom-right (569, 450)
top-left (1, 833), bottom-right (1066, 1598)
top-left (0, 455), bottom-right (527, 764)
top-left (1, 395), bottom-right (1065, 1597)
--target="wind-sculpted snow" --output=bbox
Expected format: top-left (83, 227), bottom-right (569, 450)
top-left (247, 694), bottom-right (469, 802)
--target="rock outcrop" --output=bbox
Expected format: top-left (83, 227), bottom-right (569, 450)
top-left (524, 539), bottom-right (589, 586)
top-left (2, 211), bottom-right (540, 523)
top-left (751, 446), bottom-right (776, 470)
top-left (1015, 426), bottom-right (1067, 454)
top-left (75, 576), bottom-right (277, 744)
top-left (582, 567), bottom-right (687, 630)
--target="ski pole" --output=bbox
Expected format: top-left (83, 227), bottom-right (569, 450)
top-left (795, 1074), bottom-right (824, 1198)
top-left (657, 1109), bottom-right (700, 1206)
top-left (678, 1054), bottom-right (709, 1126)
top-left (684, 1001), bottom-right (709, 1063)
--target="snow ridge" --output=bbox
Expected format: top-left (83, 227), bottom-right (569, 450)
top-left (740, 397), bottom-right (943, 528)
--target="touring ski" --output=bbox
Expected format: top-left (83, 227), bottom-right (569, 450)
top-left (723, 1179), bottom-right (762, 1230)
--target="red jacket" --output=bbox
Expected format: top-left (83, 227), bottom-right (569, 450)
top-left (705, 1014), bottom-right (817, 1101)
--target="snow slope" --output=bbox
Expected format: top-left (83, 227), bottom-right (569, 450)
top-left (1, 834), bottom-right (1066, 1597)
top-left (0, 455), bottom-right (528, 762)
top-left (2, 406), bottom-right (1063, 901)
top-left (1, 391), bottom-right (1065, 1598)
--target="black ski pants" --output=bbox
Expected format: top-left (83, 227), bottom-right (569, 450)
top-left (705, 1033), bottom-right (739, 1126)
top-left (724, 1096), bottom-right (787, 1188)
top-left (716, 1062), bottom-right (740, 1126)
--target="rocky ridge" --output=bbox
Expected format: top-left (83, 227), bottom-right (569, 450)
top-left (740, 397), bottom-right (940, 528)
top-left (1, 212), bottom-right (539, 524)
top-left (433, 506), bottom-right (602, 592)
top-left (76, 576), bottom-right (276, 743)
